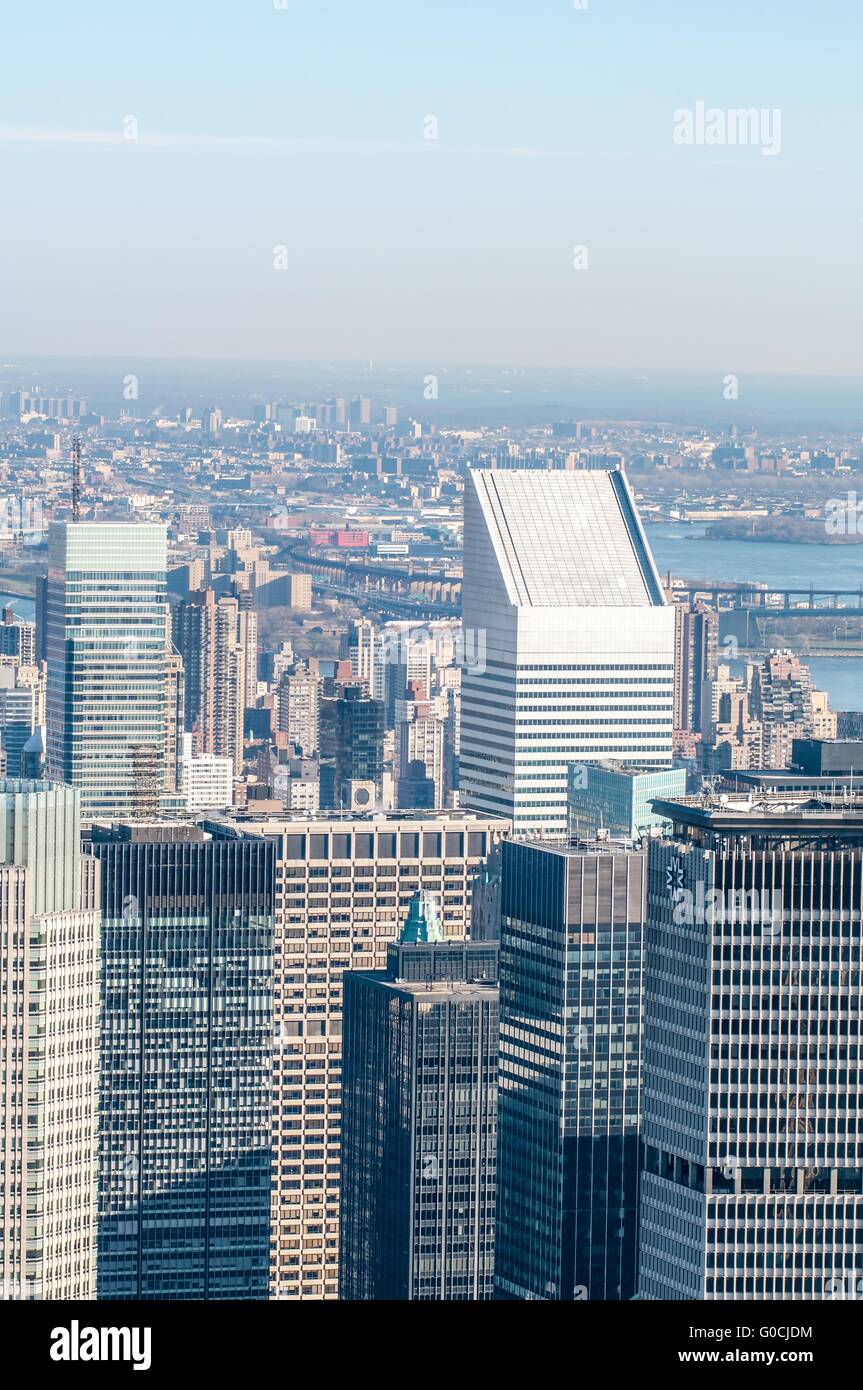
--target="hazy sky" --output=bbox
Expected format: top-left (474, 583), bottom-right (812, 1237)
top-left (1, 0), bottom-right (860, 373)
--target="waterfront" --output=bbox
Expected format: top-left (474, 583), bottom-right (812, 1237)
top-left (645, 523), bottom-right (863, 712)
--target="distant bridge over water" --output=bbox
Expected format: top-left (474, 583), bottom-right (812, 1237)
top-left (669, 582), bottom-right (863, 619)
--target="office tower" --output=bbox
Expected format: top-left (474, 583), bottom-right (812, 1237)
top-left (45, 523), bottom-right (168, 822)
top-left (334, 685), bottom-right (384, 809)
top-left (639, 794), bottom-right (863, 1300)
top-left (209, 810), bottom-right (509, 1301)
top-left (88, 821), bottom-right (275, 1300)
top-left (395, 681), bottom-right (449, 809)
top-left (180, 733), bottom-right (233, 812)
top-left (461, 469), bottom-right (674, 838)
top-left (339, 900), bottom-right (499, 1300)
top-left (384, 405), bottom-right (398, 428)
top-left (0, 677), bottom-right (38, 777)
top-left (173, 589), bottom-right (252, 773)
top-left (0, 605), bottom-right (36, 665)
top-left (0, 781), bottom-right (100, 1300)
top-left (496, 838), bottom-right (647, 1301)
top-left (673, 601), bottom-right (718, 735)
top-left (567, 760), bottom-right (687, 840)
top-left (278, 669), bottom-right (320, 755)
top-left (201, 406), bottom-right (223, 435)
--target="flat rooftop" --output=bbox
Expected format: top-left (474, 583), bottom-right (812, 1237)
top-left (651, 794), bottom-right (863, 832)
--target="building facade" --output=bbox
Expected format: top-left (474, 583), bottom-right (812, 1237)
top-left (496, 837), bottom-right (646, 1300)
top-left (567, 760), bottom-right (687, 840)
top-left (46, 522), bottom-right (168, 822)
top-left (461, 469), bottom-right (674, 838)
top-left (339, 917), bottom-right (499, 1300)
top-left (209, 809), bottom-right (509, 1300)
top-left (640, 795), bottom-right (863, 1300)
top-left (0, 781), bottom-right (100, 1301)
top-left (88, 822), bottom-right (275, 1300)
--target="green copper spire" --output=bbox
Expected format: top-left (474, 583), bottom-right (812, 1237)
top-left (400, 889), bottom-right (444, 944)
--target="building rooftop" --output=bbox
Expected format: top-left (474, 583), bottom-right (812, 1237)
top-left (651, 792), bottom-right (863, 833)
top-left (469, 467), bottom-right (665, 608)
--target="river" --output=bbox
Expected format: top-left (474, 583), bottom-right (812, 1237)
top-left (644, 524), bottom-right (863, 713)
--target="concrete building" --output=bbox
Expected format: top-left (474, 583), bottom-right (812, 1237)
top-left (208, 809), bottom-right (509, 1301)
top-left (395, 681), bottom-right (450, 810)
top-left (0, 781), bottom-right (100, 1300)
top-left (278, 670), bottom-right (320, 756)
top-left (172, 588), bottom-right (254, 776)
top-left (180, 733), bottom-right (233, 812)
top-left (673, 600), bottom-right (718, 736)
top-left (461, 469), bottom-right (674, 838)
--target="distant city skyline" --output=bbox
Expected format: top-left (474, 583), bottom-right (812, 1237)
top-left (2, 0), bottom-right (861, 372)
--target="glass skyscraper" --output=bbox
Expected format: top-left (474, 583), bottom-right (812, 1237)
top-left (567, 760), bottom-right (687, 840)
top-left (339, 910), bottom-right (499, 1300)
top-left (46, 522), bottom-right (168, 822)
top-left (88, 821), bottom-right (275, 1300)
top-left (496, 838), bottom-right (646, 1300)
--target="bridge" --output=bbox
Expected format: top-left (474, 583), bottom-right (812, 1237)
top-left (669, 581), bottom-right (863, 618)
top-left (281, 544), bottom-right (462, 618)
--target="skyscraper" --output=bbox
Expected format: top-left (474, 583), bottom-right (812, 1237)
top-left (496, 837), bottom-right (647, 1301)
top-left (461, 469), bottom-right (674, 837)
top-left (172, 588), bottom-right (254, 775)
top-left (640, 793), bottom-right (863, 1300)
top-left (339, 897), bottom-right (499, 1300)
top-left (673, 600), bottom-right (719, 736)
top-left (88, 821), bottom-right (275, 1300)
top-left (0, 780), bottom-right (100, 1300)
top-left (395, 680), bottom-right (449, 809)
top-left (209, 809), bottom-right (509, 1300)
top-left (46, 523), bottom-right (168, 822)
top-left (278, 669), bottom-right (320, 755)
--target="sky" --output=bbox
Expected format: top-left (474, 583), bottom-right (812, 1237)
top-left (1, 0), bottom-right (861, 374)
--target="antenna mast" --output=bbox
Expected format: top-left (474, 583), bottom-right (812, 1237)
top-left (71, 436), bottom-right (82, 522)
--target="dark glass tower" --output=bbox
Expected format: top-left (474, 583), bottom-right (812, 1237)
top-left (496, 838), bottom-right (646, 1301)
top-left (88, 822), bottom-right (275, 1300)
top-left (339, 897), bottom-right (498, 1300)
top-left (334, 684), bottom-right (385, 807)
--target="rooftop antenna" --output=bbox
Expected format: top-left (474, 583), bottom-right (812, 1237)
top-left (71, 436), bottom-right (82, 522)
